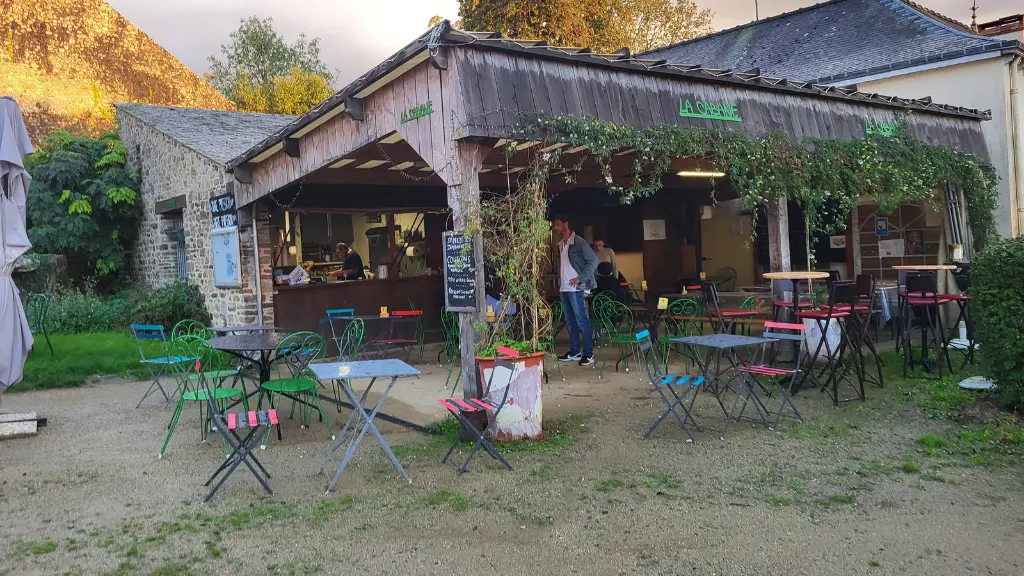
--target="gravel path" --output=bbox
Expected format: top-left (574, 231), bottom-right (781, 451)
top-left (2, 363), bottom-right (1023, 576)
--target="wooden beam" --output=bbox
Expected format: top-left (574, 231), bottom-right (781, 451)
top-left (449, 141), bottom-right (491, 402)
top-left (429, 49), bottom-right (449, 70)
top-left (344, 97), bottom-right (365, 121)
top-left (154, 194), bottom-right (186, 215)
top-left (233, 164), bottom-right (253, 184)
top-left (283, 138), bottom-right (300, 158)
top-left (766, 197), bottom-right (792, 272)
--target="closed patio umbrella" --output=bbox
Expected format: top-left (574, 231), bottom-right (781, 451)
top-left (0, 96), bottom-right (35, 392)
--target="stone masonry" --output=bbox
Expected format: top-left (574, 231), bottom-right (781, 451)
top-left (117, 104), bottom-right (293, 327)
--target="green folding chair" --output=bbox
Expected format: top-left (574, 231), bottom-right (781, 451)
top-left (594, 299), bottom-right (642, 379)
top-left (258, 332), bottom-right (334, 448)
top-left (325, 317), bottom-right (364, 410)
top-left (171, 319), bottom-right (214, 340)
top-left (160, 336), bottom-right (245, 457)
top-left (25, 293), bottom-right (53, 355)
top-left (659, 298), bottom-right (703, 372)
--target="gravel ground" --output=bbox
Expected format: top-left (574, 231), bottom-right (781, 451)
top-left (2, 358), bottom-right (1023, 576)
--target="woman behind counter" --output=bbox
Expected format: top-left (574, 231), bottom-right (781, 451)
top-left (326, 243), bottom-right (366, 280)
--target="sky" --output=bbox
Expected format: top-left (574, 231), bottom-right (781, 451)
top-left (106, 0), bottom-right (1020, 88)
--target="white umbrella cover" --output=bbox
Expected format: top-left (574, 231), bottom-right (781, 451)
top-left (0, 96), bottom-right (35, 391)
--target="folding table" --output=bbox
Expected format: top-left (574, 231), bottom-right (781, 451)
top-left (310, 359), bottom-right (421, 492)
top-left (670, 334), bottom-right (776, 428)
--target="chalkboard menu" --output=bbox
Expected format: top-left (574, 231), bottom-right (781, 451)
top-left (210, 193), bottom-right (238, 229)
top-left (443, 232), bottom-right (477, 312)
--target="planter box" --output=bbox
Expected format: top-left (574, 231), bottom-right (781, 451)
top-left (476, 351), bottom-right (545, 440)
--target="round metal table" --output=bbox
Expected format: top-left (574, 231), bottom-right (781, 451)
top-left (209, 333), bottom-right (287, 384)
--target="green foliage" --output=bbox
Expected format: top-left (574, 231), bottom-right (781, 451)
top-left (47, 282), bottom-right (211, 334)
top-left (206, 17), bottom-right (334, 114)
top-left (971, 235), bottom-right (1024, 407)
top-left (456, 0), bottom-right (713, 53)
top-left (26, 131), bottom-right (141, 277)
top-left (14, 332), bottom-right (161, 392)
top-left (528, 116), bottom-right (999, 246)
top-left (129, 281), bottom-right (213, 328)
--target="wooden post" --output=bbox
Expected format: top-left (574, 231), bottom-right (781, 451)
top-left (766, 197), bottom-right (792, 272)
top-left (448, 141), bottom-right (490, 401)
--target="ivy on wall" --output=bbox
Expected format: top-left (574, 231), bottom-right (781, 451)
top-left (518, 115), bottom-right (999, 251)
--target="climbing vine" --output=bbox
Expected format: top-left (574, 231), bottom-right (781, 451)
top-left (518, 115), bottom-right (999, 251)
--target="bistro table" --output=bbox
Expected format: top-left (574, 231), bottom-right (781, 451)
top-left (209, 333), bottom-right (287, 385)
top-left (325, 315), bottom-right (421, 358)
top-left (670, 333), bottom-right (776, 429)
top-left (311, 359), bottom-right (421, 492)
top-left (892, 265), bottom-right (961, 375)
top-left (211, 324), bottom-right (280, 334)
top-left (891, 265), bottom-right (957, 271)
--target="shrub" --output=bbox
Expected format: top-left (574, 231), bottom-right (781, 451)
top-left (130, 281), bottom-right (212, 328)
top-left (971, 236), bottom-right (1024, 407)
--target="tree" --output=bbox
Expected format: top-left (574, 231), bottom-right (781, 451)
top-left (25, 132), bottom-right (141, 279)
top-left (206, 17), bottom-right (335, 114)
top-left (428, 15), bottom-right (446, 28)
top-left (456, 0), bottom-right (713, 53)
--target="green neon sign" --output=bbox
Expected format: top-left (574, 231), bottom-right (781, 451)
top-left (679, 98), bottom-right (742, 122)
top-left (400, 101), bottom-right (433, 123)
top-left (866, 120), bottom-right (901, 136)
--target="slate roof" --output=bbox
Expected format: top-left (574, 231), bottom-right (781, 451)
top-left (116, 103), bottom-right (295, 166)
top-left (641, 0), bottom-right (1023, 85)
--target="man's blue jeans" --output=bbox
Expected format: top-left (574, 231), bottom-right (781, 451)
top-left (560, 290), bottom-right (593, 357)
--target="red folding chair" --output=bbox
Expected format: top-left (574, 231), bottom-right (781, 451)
top-left (734, 321), bottom-right (808, 426)
top-left (437, 347), bottom-right (518, 475)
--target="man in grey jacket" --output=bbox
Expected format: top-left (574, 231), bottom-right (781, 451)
top-left (551, 216), bottom-right (599, 366)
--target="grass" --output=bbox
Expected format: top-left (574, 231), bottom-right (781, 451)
top-left (830, 493), bottom-right (855, 504)
top-left (15, 332), bottom-right (161, 392)
top-left (424, 490), bottom-right (470, 511)
top-left (902, 461), bottom-right (921, 473)
top-left (422, 412), bottom-right (595, 454)
top-left (7, 540), bottom-right (57, 559)
top-left (596, 478), bottom-right (625, 492)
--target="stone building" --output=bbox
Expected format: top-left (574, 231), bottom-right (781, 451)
top-left (116, 104), bottom-right (293, 326)
top-left (1, 0), bottom-right (235, 142)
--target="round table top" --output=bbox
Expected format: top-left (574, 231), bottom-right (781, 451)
top-left (208, 333), bottom-right (287, 353)
top-left (211, 324), bottom-right (279, 333)
top-left (762, 271), bottom-right (831, 280)
top-left (891, 265), bottom-right (957, 270)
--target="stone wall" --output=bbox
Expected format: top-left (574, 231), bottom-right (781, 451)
top-left (118, 110), bottom-right (259, 327)
top-left (1, 0), bottom-right (234, 143)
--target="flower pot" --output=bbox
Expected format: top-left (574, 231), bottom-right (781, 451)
top-left (803, 318), bottom-right (842, 363)
top-left (476, 351), bottom-right (545, 440)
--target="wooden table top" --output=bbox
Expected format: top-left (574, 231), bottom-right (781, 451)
top-left (891, 265), bottom-right (957, 271)
top-left (762, 271), bottom-right (831, 280)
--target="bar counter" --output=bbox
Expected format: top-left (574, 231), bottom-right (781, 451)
top-left (272, 276), bottom-right (445, 336)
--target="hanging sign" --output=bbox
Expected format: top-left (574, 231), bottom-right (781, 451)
top-left (679, 98), bottom-right (742, 122)
top-left (209, 193), bottom-right (237, 229)
top-left (400, 101), bottom-right (434, 124)
top-left (443, 232), bottom-right (477, 312)
top-left (866, 120), bottom-right (901, 137)
top-left (874, 217), bottom-right (889, 237)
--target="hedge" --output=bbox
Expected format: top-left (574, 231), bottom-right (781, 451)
top-left (971, 236), bottom-right (1024, 407)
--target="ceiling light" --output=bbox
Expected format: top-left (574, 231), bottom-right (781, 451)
top-left (356, 159), bottom-right (387, 169)
top-left (677, 170), bottom-right (725, 178)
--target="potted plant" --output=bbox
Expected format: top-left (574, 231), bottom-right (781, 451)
top-left (468, 154), bottom-right (554, 440)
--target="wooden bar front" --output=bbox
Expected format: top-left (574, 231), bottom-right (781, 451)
top-left (272, 277), bottom-right (445, 336)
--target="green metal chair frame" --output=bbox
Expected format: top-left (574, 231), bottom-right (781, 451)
top-left (258, 331), bottom-right (334, 448)
top-left (440, 309), bottom-right (462, 394)
top-left (594, 299), bottom-right (642, 379)
top-left (409, 298), bottom-right (444, 360)
top-left (659, 298), bottom-right (703, 372)
top-left (326, 318), bottom-right (364, 410)
top-left (590, 292), bottom-right (615, 346)
top-left (541, 301), bottom-right (565, 382)
top-left (171, 319), bottom-right (214, 341)
top-left (736, 296), bottom-right (759, 336)
top-left (160, 336), bottom-right (245, 457)
top-left (25, 293), bottom-right (53, 355)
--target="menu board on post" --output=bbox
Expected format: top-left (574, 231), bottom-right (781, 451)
top-left (210, 193), bottom-right (238, 230)
top-left (443, 232), bottom-right (477, 312)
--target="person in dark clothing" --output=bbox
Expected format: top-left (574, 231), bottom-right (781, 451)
top-left (327, 243), bottom-right (366, 280)
top-left (595, 261), bottom-right (626, 302)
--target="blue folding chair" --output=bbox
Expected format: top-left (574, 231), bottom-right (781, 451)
top-left (131, 324), bottom-right (192, 408)
top-left (636, 330), bottom-right (704, 440)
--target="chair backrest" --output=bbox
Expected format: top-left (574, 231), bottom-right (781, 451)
top-left (272, 332), bottom-right (325, 380)
top-left (326, 308), bottom-right (355, 318)
top-left (716, 267), bottom-right (737, 291)
top-left (392, 310), bottom-right (423, 317)
top-left (167, 335), bottom-right (222, 391)
top-left (335, 317), bottom-right (364, 361)
top-left (171, 319), bottom-right (213, 341)
top-left (131, 324), bottom-right (167, 360)
top-left (25, 293), bottom-right (49, 332)
top-left (664, 298), bottom-right (702, 338)
top-left (824, 269), bottom-right (842, 290)
top-left (761, 321), bottom-right (808, 366)
top-left (905, 272), bottom-right (939, 301)
top-left (701, 281), bottom-right (727, 334)
top-left (828, 280), bottom-right (859, 309)
top-left (597, 299), bottom-right (633, 334)
top-left (855, 274), bottom-right (873, 299)
top-left (634, 329), bottom-right (665, 384)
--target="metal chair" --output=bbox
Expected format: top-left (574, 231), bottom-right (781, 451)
top-left (702, 282), bottom-right (757, 334)
top-left (593, 299), bottom-right (642, 379)
top-left (258, 332), bottom-right (334, 448)
top-left (437, 346), bottom-right (519, 475)
top-left (171, 319), bottom-right (213, 340)
top-left (736, 321), bottom-right (807, 426)
top-left (901, 273), bottom-right (952, 378)
top-left (25, 293), bottom-right (53, 355)
top-left (659, 298), bottom-right (702, 372)
top-left (796, 281), bottom-right (864, 405)
top-left (324, 317), bottom-right (364, 410)
top-left (636, 330), bottom-right (704, 440)
top-left (131, 324), bottom-right (191, 408)
top-left (715, 267), bottom-right (737, 292)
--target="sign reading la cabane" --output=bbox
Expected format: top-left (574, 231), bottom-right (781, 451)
top-left (679, 98), bottom-right (742, 122)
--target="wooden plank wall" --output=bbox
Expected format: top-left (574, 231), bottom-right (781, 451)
top-left (857, 202), bottom-right (945, 282)
top-left (454, 48), bottom-right (991, 158)
top-left (237, 59), bottom-right (463, 206)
